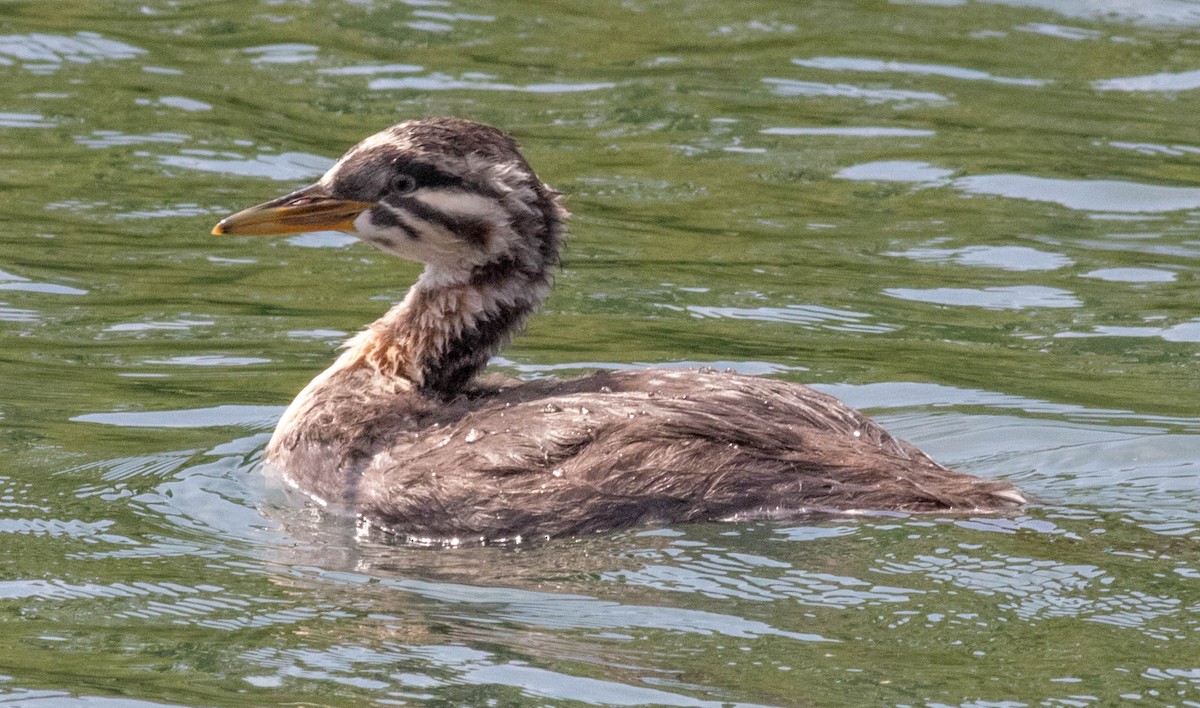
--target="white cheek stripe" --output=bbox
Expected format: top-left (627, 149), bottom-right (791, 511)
top-left (416, 189), bottom-right (506, 223)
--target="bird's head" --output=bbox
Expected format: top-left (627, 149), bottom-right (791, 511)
top-left (213, 117), bottom-right (567, 279)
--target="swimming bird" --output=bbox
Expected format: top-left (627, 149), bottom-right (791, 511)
top-left (213, 117), bottom-right (1024, 543)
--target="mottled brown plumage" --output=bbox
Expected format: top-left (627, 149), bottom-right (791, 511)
top-left (214, 116), bottom-right (1023, 544)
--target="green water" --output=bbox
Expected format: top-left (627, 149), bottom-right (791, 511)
top-left (1, 0), bottom-right (1199, 705)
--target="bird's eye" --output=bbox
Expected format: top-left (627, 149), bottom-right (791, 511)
top-left (391, 174), bottom-right (418, 195)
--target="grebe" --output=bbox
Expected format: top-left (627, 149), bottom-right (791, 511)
top-left (213, 117), bottom-right (1023, 543)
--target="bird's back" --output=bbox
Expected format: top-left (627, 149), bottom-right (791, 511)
top-left (268, 369), bottom-right (1023, 543)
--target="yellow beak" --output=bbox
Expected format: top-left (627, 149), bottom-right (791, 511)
top-left (212, 185), bottom-right (376, 236)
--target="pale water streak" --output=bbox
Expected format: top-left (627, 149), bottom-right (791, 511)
top-left (839, 160), bottom-right (1200, 212)
top-left (883, 285), bottom-right (1082, 309)
top-left (0, 32), bottom-right (144, 70)
top-left (886, 245), bottom-right (1073, 271)
top-left (919, 0), bottom-right (1200, 27)
top-left (369, 74), bottom-right (617, 93)
top-left (792, 56), bottom-right (1049, 86)
top-left (761, 78), bottom-right (948, 103)
top-left (761, 126), bottom-right (935, 137)
top-left (158, 150), bottom-right (332, 179)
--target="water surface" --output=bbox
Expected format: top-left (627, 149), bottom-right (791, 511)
top-left (0, 1), bottom-right (1198, 705)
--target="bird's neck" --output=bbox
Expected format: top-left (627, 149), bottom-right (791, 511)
top-left (341, 257), bottom-right (553, 398)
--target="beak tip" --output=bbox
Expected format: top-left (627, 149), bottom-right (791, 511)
top-left (211, 222), bottom-right (227, 236)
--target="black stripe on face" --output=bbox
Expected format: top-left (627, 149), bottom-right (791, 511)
top-left (400, 160), bottom-right (507, 200)
top-left (385, 195), bottom-right (492, 249)
top-left (369, 205), bottom-right (421, 240)
top-left (405, 161), bottom-right (463, 190)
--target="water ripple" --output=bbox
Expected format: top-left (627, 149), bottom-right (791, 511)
top-left (117, 204), bottom-right (226, 219)
top-left (0, 32), bottom-right (144, 72)
top-left (0, 268), bottom-right (86, 296)
top-left (0, 578), bottom-right (219, 601)
top-left (816, 380), bottom-right (1200, 430)
top-left (839, 160), bottom-right (1200, 213)
top-left (607, 543), bottom-right (918, 608)
top-left (285, 232), bottom-right (358, 249)
top-left (242, 643), bottom-right (780, 707)
top-left (762, 126), bottom-right (935, 137)
top-left (887, 245), bottom-right (1073, 271)
top-left (961, 0), bottom-right (1200, 28)
top-left (0, 576), bottom-right (339, 636)
top-left (136, 96), bottom-right (211, 112)
top-left (1080, 267), bottom-right (1176, 283)
top-left (411, 9), bottom-right (495, 23)
top-left (287, 328), bottom-right (347, 340)
top-left (75, 130), bottom-right (190, 148)
top-left (159, 149), bottom-right (331, 180)
top-left (1094, 68), bottom-right (1200, 92)
top-left (1108, 140), bottom-right (1200, 157)
top-left (683, 304), bottom-right (896, 333)
top-left (793, 56), bottom-right (1049, 86)
top-left (493, 358), bottom-right (808, 377)
top-left (878, 551), bottom-right (1188, 638)
top-left (369, 73), bottom-right (616, 93)
top-left (406, 20), bottom-right (452, 32)
top-left (0, 282), bottom-right (86, 296)
top-left (72, 405), bottom-right (282, 429)
top-left (835, 160), bottom-right (955, 183)
top-left (761, 78), bottom-right (948, 104)
top-left (0, 304), bottom-right (37, 323)
top-left (0, 518), bottom-right (131, 543)
top-left (884, 285), bottom-right (1081, 310)
top-left (960, 174), bottom-right (1200, 212)
top-left (459, 661), bottom-right (776, 708)
top-left (1056, 319), bottom-right (1200, 342)
top-left (0, 112), bottom-right (56, 128)
top-left (68, 451), bottom-right (197, 483)
top-left (318, 63), bottom-right (422, 75)
top-left (104, 318), bottom-right (214, 333)
top-left (311, 569), bottom-right (833, 643)
top-left (1015, 22), bottom-right (1105, 40)
top-left (0, 688), bottom-right (188, 707)
top-left (143, 355), bottom-right (271, 367)
top-left (243, 44), bottom-right (318, 64)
